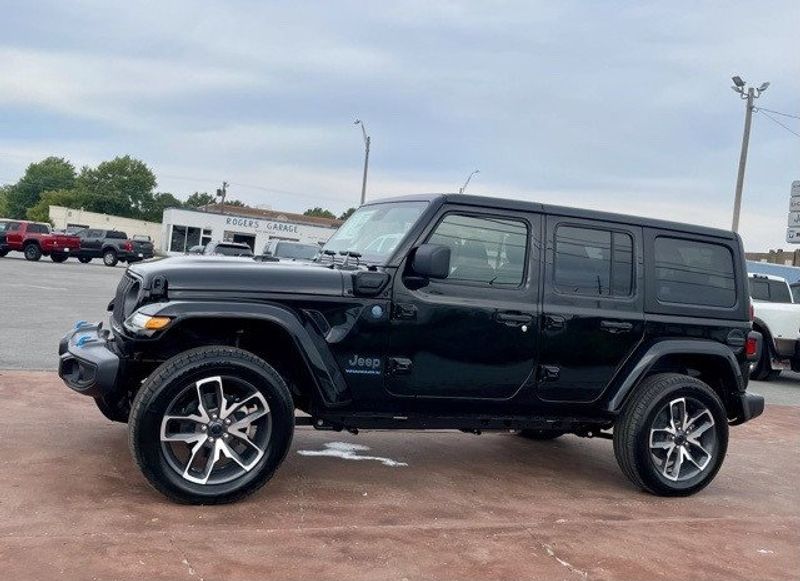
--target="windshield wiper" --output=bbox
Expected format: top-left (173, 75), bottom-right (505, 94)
top-left (339, 250), bottom-right (362, 267)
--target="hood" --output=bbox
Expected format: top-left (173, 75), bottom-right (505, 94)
top-left (128, 255), bottom-right (346, 297)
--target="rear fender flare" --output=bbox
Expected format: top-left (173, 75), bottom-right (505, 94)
top-left (604, 339), bottom-right (744, 413)
top-left (141, 300), bottom-right (350, 407)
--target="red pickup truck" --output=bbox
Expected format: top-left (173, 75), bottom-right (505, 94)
top-left (0, 220), bottom-right (81, 262)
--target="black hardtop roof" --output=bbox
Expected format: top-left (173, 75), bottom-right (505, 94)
top-left (368, 193), bottom-right (736, 240)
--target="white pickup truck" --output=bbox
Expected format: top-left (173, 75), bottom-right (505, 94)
top-left (749, 273), bottom-right (800, 380)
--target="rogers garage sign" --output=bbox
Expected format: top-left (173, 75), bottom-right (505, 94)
top-left (225, 216), bottom-right (299, 234)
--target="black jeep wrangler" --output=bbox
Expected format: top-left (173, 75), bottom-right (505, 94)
top-left (58, 194), bottom-right (764, 504)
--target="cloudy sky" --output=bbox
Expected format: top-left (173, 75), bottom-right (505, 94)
top-left (1, 1), bottom-right (797, 250)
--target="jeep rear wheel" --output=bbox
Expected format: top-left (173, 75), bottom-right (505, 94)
top-left (51, 252), bottom-right (68, 263)
top-left (24, 243), bottom-right (42, 261)
top-left (103, 249), bottom-right (118, 267)
top-left (128, 346), bottom-right (294, 504)
top-left (613, 373), bottom-right (728, 496)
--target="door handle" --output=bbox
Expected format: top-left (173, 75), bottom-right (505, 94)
top-left (496, 311), bottom-right (533, 325)
top-left (601, 320), bottom-right (633, 333)
top-left (544, 314), bottom-right (565, 330)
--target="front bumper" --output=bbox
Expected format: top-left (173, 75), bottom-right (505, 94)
top-left (58, 322), bottom-right (121, 398)
top-left (730, 391), bottom-right (765, 425)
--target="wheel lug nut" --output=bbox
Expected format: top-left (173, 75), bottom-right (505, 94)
top-left (223, 433), bottom-right (230, 439)
top-left (208, 437), bottom-right (215, 443)
top-left (224, 418), bottom-right (231, 425)
top-left (212, 414), bottom-right (218, 420)
top-left (201, 425), bottom-right (207, 432)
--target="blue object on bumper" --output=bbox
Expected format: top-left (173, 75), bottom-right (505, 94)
top-left (58, 322), bottom-right (120, 398)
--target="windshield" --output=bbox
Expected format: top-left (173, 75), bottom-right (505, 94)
top-left (321, 201), bottom-right (428, 263)
top-left (274, 242), bottom-right (319, 260)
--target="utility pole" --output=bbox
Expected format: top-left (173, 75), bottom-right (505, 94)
top-left (459, 169), bottom-right (480, 194)
top-left (216, 181), bottom-right (228, 213)
top-left (730, 76), bottom-right (769, 232)
top-left (354, 119), bottom-right (370, 206)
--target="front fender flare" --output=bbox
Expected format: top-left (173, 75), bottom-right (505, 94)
top-left (140, 300), bottom-right (350, 407)
top-left (604, 339), bottom-right (745, 413)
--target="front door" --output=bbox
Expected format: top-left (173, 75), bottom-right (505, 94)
top-left (387, 207), bottom-right (541, 399)
top-left (537, 216), bottom-right (645, 402)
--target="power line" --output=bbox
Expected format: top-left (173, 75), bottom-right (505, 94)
top-left (756, 107), bottom-right (800, 121)
top-left (758, 109), bottom-right (800, 139)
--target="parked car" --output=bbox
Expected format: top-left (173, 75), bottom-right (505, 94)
top-left (748, 272), bottom-right (800, 380)
top-left (259, 240), bottom-right (320, 262)
top-left (58, 193), bottom-right (763, 504)
top-left (74, 229), bottom-right (153, 266)
top-left (0, 220), bottom-right (81, 261)
top-left (201, 241), bottom-right (254, 257)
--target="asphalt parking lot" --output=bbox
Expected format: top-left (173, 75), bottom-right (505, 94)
top-left (1, 253), bottom-right (799, 580)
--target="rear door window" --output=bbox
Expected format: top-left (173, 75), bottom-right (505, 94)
top-left (554, 226), bottom-right (633, 297)
top-left (654, 237), bottom-right (735, 307)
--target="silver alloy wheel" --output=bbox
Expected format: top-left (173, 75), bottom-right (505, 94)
top-left (649, 396), bottom-right (716, 482)
top-left (160, 376), bottom-right (271, 485)
top-left (103, 251), bottom-right (115, 265)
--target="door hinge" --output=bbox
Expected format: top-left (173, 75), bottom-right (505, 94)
top-left (393, 303), bottom-right (418, 320)
top-left (387, 357), bottom-right (413, 376)
top-left (538, 365), bottom-right (560, 382)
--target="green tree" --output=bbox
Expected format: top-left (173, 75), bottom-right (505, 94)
top-left (225, 199), bottom-right (247, 208)
top-left (338, 207), bottom-right (356, 221)
top-left (304, 207), bottom-right (336, 219)
top-left (0, 185), bottom-right (10, 217)
top-left (184, 191), bottom-right (215, 207)
top-left (6, 157), bottom-right (76, 218)
top-left (77, 155), bottom-right (157, 218)
top-left (141, 192), bottom-right (183, 222)
top-left (26, 189), bottom-right (87, 223)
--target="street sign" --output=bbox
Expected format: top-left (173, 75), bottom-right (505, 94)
top-left (787, 182), bottom-right (800, 243)
top-left (793, 180), bottom-right (800, 197)
top-left (791, 197), bottom-right (800, 212)
top-left (787, 227), bottom-right (800, 244)
top-left (789, 212), bottom-right (800, 226)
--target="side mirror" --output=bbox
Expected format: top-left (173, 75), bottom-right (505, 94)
top-left (411, 244), bottom-right (450, 279)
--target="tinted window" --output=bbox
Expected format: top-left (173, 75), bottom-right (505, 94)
top-left (28, 223), bottom-right (50, 234)
top-left (792, 285), bottom-right (800, 304)
top-left (274, 242), bottom-right (319, 260)
top-left (554, 226), bottom-right (633, 296)
top-left (749, 278), bottom-right (792, 303)
top-left (107, 231), bottom-right (127, 239)
top-left (654, 237), bottom-right (735, 307)
top-left (427, 213), bottom-right (528, 287)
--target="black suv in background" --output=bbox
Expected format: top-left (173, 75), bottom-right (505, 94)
top-left (58, 194), bottom-right (763, 504)
top-left (75, 229), bottom-right (154, 266)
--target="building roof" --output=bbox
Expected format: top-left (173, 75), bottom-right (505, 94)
top-left (197, 203), bottom-right (342, 229)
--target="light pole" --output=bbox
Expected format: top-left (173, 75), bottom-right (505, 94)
top-left (354, 119), bottom-right (370, 206)
top-left (459, 169), bottom-right (480, 194)
top-left (730, 75), bottom-right (769, 232)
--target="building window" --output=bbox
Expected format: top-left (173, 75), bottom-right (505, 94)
top-left (170, 225), bottom-right (202, 252)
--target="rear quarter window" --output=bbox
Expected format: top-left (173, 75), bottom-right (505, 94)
top-left (654, 237), bottom-right (736, 308)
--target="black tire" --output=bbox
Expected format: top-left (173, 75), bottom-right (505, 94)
top-left (94, 394), bottom-right (130, 423)
top-left (750, 339), bottom-right (774, 381)
top-left (50, 253), bottom-right (68, 263)
top-left (128, 346), bottom-right (294, 504)
top-left (24, 243), bottom-right (42, 261)
top-left (518, 429), bottom-right (565, 440)
top-left (102, 249), bottom-right (118, 267)
top-left (0, 249), bottom-right (7, 257)
top-left (613, 373), bottom-right (728, 497)
top-left (765, 369), bottom-right (782, 381)
top-left (78, 256), bottom-right (92, 264)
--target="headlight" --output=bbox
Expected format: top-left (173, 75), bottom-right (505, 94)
top-left (124, 311), bottom-right (172, 336)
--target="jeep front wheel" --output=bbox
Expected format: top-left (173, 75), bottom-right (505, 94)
top-left (128, 346), bottom-right (294, 504)
top-left (613, 373), bottom-right (728, 496)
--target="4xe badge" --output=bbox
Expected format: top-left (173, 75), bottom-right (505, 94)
top-left (345, 354), bottom-right (382, 375)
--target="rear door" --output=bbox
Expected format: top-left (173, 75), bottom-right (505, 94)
top-left (537, 216), bottom-right (644, 402)
top-left (83, 230), bottom-right (104, 256)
